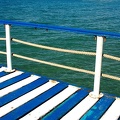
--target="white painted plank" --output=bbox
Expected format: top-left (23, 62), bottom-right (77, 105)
top-left (100, 98), bottom-right (120, 120)
top-left (0, 70), bottom-right (23, 83)
top-left (0, 80), bottom-right (59, 117)
top-left (0, 75), bottom-right (40, 97)
top-left (60, 95), bottom-right (99, 120)
top-left (0, 67), bottom-right (7, 72)
top-left (20, 85), bottom-right (80, 120)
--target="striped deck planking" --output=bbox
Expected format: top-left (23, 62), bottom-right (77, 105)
top-left (0, 66), bottom-right (120, 120)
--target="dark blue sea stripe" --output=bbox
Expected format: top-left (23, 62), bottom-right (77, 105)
top-left (43, 89), bottom-right (89, 120)
top-left (80, 96), bottom-right (115, 120)
top-left (0, 71), bottom-right (8, 77)
top-left (0, 76), bottom-right (49, 106)
top-left (0, 72), bottom-right (31, 89)
top-left (0, 82), bottom-right (68, 120)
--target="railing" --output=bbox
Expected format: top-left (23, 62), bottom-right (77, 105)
top-left (0, 20), bottom-right (120, 98)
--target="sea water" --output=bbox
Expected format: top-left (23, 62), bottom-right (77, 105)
top-left (0, 0), bottom-right (120, 96)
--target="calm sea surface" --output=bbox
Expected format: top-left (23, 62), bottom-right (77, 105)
top-left (0, 0), bottom-right (120, 96)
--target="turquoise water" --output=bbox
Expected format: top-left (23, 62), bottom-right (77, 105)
top-left (0, 0), bottom-right (120, 96)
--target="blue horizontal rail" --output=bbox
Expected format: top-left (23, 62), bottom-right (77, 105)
top-left (0, 20), bottom-right (120, 38)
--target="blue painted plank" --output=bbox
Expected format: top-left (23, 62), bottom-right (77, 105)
top-left (80, 96), bottom-right (115, 120)
top-left (0, 72), bottom-right (30, 89)
top-left (0, 65), bottom-right (3, 67)
top-left (43, 89), bottom-right (89, 120)
top-left (0, 76), bottom-right (49, 106)
top-left (0, 82), bottom-right (68, 120)
top-left (0, 65), bottom-right (5, 68)
top-left (0, 71), bottom-right (8, 77)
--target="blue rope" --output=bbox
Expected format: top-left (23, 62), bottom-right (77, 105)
top-left (0, 20), bottom-right (120, 38)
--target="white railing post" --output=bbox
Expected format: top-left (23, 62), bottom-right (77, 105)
top-left (90, 36), bottom-right (104, 98)
top-left (5, 24), bottom-right (13, 72)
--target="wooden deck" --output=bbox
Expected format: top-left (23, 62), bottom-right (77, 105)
top-left (0, 66), bottom-right (120, 120)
